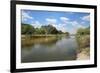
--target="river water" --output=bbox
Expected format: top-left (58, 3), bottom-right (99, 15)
top-left (21, 36), bottom-right (79, 63)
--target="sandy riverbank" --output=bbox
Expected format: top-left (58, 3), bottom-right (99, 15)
top-left (77, 48), bottom-right (90, 60)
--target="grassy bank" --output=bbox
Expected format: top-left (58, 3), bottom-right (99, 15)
top-left (21, 34), bottom-right (68, 41)
top-left (22, 34), bottom-right (68, 37)
top-left (21, 34), bottom-right (68, 48)
top-left (76, 35), bottom-right (90, 59)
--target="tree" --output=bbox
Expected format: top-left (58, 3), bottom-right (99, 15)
top-left (34, 28), bottom-right (46, 34)
top-left (21, 23), bottom-right (70, 35)
top-left (64, 32), bottom-right (69, 36)
top-left (58, 30), bottom-right (63, 34)
top-left (21, 23), bottom-right (35, 34)
top-left (41, 24), bottom-right (58, 34)
top-left (77, 27), bottom-right (90, 35)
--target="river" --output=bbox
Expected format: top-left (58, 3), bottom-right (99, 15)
top-left (21, 36), bottom-right (79, 63)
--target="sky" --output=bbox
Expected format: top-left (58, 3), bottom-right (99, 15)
top-left (21, 9), bottom-right (90, 34)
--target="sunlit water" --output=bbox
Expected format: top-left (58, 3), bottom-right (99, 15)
top-left (21, 36), bottom-right (79, 63)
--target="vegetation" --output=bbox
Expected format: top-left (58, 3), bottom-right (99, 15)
top-left (21, 23), bottom-right (69, 36)
top-left (76, 27), bottom-right (90, 35)
top-left (76, 27), bottom-right (90, 57)
top-left (21, 23), bottom-right (35, 34)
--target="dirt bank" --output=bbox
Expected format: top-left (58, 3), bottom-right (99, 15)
top-left (77, 48), bottom-right (90, 60)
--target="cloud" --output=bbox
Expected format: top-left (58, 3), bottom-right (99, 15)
top-left (31, 21), bottom-right (41, 28)
top-left (45, 17), bottom-right (69, 32)
top-left (52, 19), bottom-right (86, 34)
top-left (70, 21), bottom-right (86, 34)
top-left (70, 28), bottom-right (80, 34)
top-left (22, 11), bottom-right (33, 22)
top-left (71, 21), bottom-right (78, 26)
top-left (52, 23), bottom-right (67, 32)
top-left (60, 17), bottom-right (69, 21)
top-left (46, 18), bottom-right (86, 34)
top-left (67, 20), bottom-right (85, 28)
top-left (81, 21), bottom-right (85, 24)
top-left (60, 17), bottom-right (69, 23)
top-left (46, 18), bottom-right (57, 24)
top-left (81, 15), bottom-right (90, 21)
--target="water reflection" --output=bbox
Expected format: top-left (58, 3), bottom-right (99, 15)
top-left (21, 36), bottom-right (78, 63)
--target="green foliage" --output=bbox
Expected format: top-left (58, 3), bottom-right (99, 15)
top-left (41, 25), bottom-right (59, 34)
top-left (77, 27), bottom-right (90, 35)
top-left (34, 28), bottom-right (46, 34)
top-left (76, 27), bottom-right (90, 53)
top-left (58, 30), bottom-right (63, 34)
top-left (76, 35), bottom-right (90, 48)
top-left (21, 23), bottom-right (35, 34)
top-left (63, 32), bottom-right (69, 36)
top-left (21, 23), bottom-right (69, 35)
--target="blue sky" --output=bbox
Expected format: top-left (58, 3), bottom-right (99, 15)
top-left (21, 10), bottom-right (90, 34)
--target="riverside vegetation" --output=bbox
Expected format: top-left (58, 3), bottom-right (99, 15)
top-left (76, 27), bottom-right (90, 59)
top-left (21, 23), bottom-right (69, 47)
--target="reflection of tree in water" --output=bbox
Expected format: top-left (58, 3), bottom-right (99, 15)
top-left (21, 36), bottom-right (62, 48)
top-left (21, 35), bottom-right (78, 63)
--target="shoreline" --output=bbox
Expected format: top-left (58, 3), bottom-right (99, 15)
top-left (77, 48), bottom-right (90, 60)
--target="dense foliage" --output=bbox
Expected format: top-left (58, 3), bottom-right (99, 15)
top-left (21, 23), bottom-right (35, 34)
top-left (21, 23), bottom-right (69, 35)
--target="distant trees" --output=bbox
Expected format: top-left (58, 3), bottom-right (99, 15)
top-left (21, 23), bottom-right (69, 35)
top-left (77, 27), bottom-right (90, 35)
top-left (41, 25), bottom-right (59, 34)
top-left (63, 32), bottom-right (69, 36)
top-left (34, 28), bottom-right (46, 34)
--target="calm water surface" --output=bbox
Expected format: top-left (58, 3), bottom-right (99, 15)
top-left (21, 36), bottom-right (79, 63)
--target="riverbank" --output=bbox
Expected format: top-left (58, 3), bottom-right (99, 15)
top-left (22, 34), bottom-right (68, 37)
top-left (21, 36), bottom-right (58, 47)
top-left (21, 34), bottom-right (69, 41)
top-left (77, 47), bottom-right (90, 60)
top-left (21, 34), bottom-right (69, 47)
top-left (76, 35), bottom-right (90, 60)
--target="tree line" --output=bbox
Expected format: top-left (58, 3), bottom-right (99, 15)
top-left (21, 23), bottom-right (69, 35)
top-left (76, 27), bottom-right (90, 35)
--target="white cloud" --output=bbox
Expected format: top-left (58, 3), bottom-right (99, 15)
top-left (71, 21), bottom-right (78, 26)
top-left (70, 21), bottom-right (86, 34)
top-left (52, 19), bottom-right (86, 34)
top-left (55, 19), bottom-right (87, 34)
top-left (52, 23), bottom-right (67, 32)
top-left (69, 21), bottom-right (85, 28)
top-left (31, 21), bottom-right (41, 28)
top-left (22, 11), bottom-right (33, 21)
top-left (31, 20), bottom-right (86, 34)
top-left (45, 17), bottom-right (68, 32)
top-left (46, 18), bottom-right (57, 24)
top-left (67, 28), bottom-right (76, 34)
top-left (60, 17), bottom-right (69, 21)
top-left (81, 15), bottom-right (90, 21)
top-left (81, 21), bottom-right (85, 24)
top-left (60, 17), bottom-right (69, 23)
